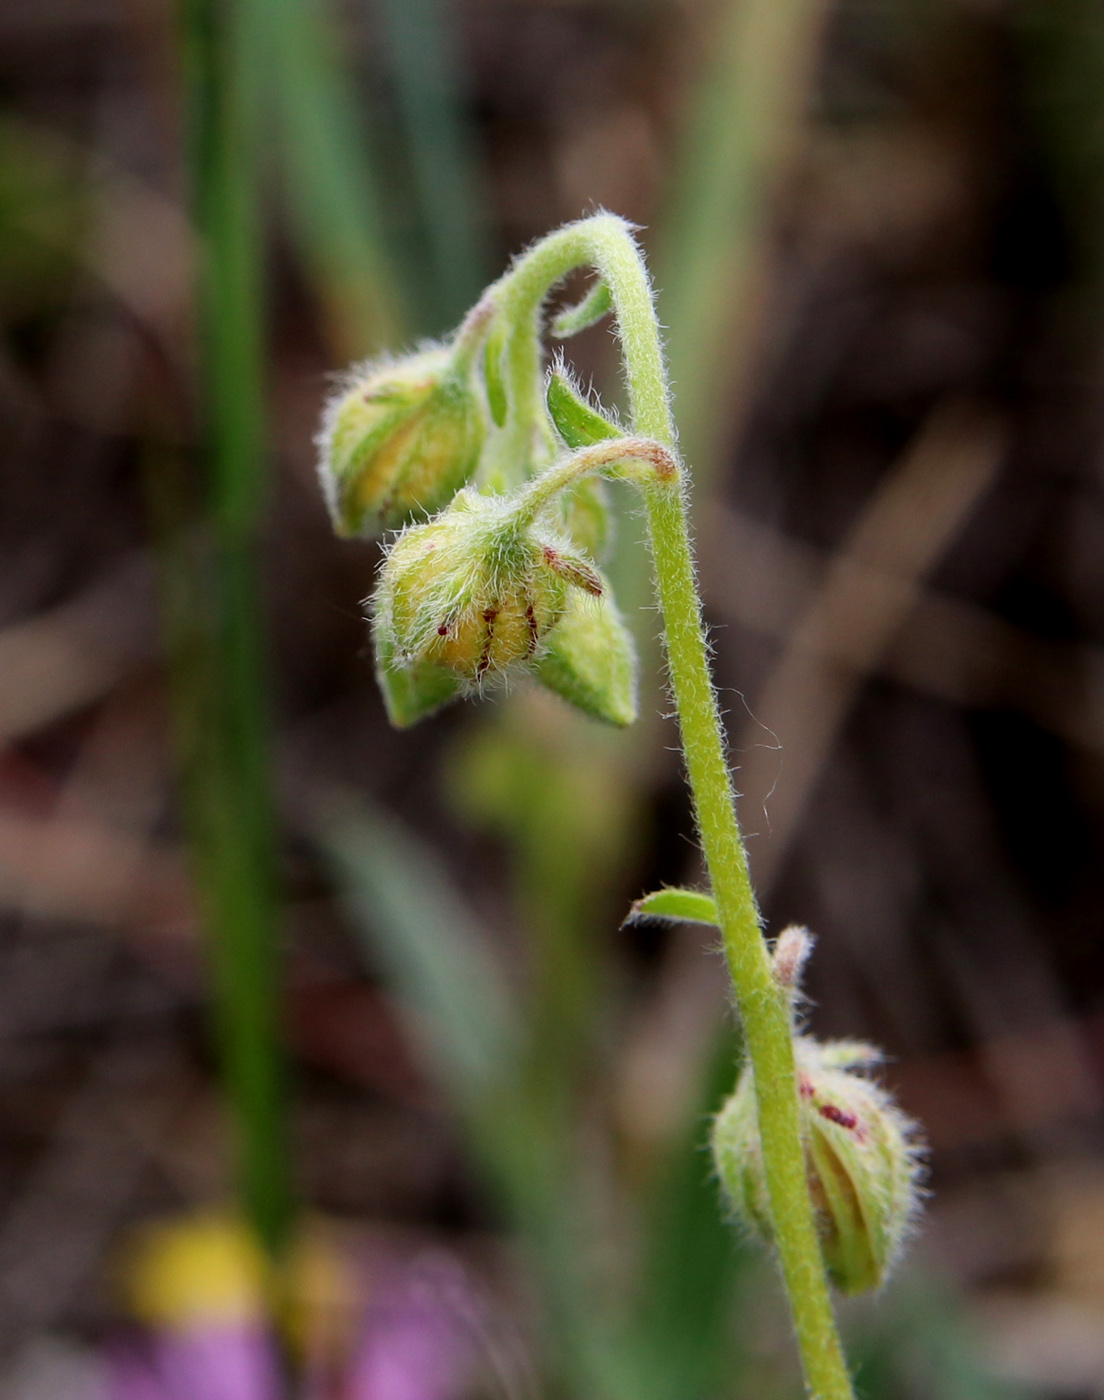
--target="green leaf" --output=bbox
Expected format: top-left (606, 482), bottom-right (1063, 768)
top-left (546, 372), bottom-right (620, 449)
top-left (551, 279), bottom-right (613, 337)
top-left (320, 796), bottom-right (518, 1103)
top-left (629, 1018), bottom-right (757, 1400)
top-left (625, 887), bottom-right (719, 927)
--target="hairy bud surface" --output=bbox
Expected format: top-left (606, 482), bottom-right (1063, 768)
top-left (712, 1037), bottom-right (923, 1295)
top-left (373, 489), bottom-right (603, 686)
top-left (318, 346), bottom-right (486, 536)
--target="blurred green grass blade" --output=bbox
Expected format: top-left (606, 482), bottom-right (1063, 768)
top-left (321, 797), bottom-right (519, 1102)
top-left (176, 0), bottom-right (292, 1259)
top-left (658, 0), bottom-right (830, 474)
top-left (377, 0), bottom-right (490, 329)
top-left (320, 793), bottom-right (629, 1400)
top-left (260, 0), bottom-right (404, 357)
top-left (630, 1017), bottom-right (754, 1400)
top-left (847, 1273), bottom-right (1040, 1400)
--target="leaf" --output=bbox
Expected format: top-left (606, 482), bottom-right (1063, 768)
top-left (624, 887), bottom-right (719, 928)
top-left (546, 372), bottom-right (620, 450)
top-left (551, 278), bottom-right (612, 337)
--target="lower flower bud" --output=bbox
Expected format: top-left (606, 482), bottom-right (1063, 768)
top-left (712, 1036), bottom-right (923, 1296)
top-left (373, 489), bottom-right (603, 687)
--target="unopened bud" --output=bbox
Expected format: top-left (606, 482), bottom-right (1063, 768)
top-left (373, 489), bottom-right (603, 687)
top-left (712, 1036), bottom-right (923, 1296)
top-left (535, 581), bottom-right (637, 726)
top-left (318, 345), bottom-right (487, 537)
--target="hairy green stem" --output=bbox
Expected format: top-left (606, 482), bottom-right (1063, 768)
top-left (501, 215), bottom-right (854, 1400)
top-left (512, 435), bottom-right (676, 527)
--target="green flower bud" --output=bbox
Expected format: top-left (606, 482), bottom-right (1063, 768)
top-left (712, 1037), bottom-right (923, 1296)
top-left (318, 345), bottom-right (486, 537)
top-left (535, 577), bottom-right (637, 726)
top-left (373, 488), bottom-right (603, 687)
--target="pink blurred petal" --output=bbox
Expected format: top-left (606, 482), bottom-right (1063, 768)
top-left (109, 1324), bottom-right (281, 1400)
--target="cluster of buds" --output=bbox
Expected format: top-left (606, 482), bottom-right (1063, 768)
top-left (712, 929), bottom-right (924, 1296)
top-left (317, 287), bottom-right (652, 730)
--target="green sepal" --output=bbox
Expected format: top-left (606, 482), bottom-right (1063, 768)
top-left (546, 372), bottom-right (620, 449)
top-left (374, 625), bottom-right (461, 728)
top-left (377, 659), bottom-right (461, 728)
top-left (551, 279), bottom-right (613, 337)
top-left (806, 1125), bottom-right (883, 1296)
top-left (535, 579), bottom-right (636, 727)
top-left (624, 887), bottom-right (719, 928)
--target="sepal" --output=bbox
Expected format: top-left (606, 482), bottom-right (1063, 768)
top-left (711, 1035), bottom-right (924, 1296)
top-left (535, 579), bottom-right (637, 726)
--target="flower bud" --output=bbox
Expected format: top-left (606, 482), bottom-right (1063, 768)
top-left (535, 579), bottom-right (637, 726)
top-left (318, 346), bottom-right (486, 537)
top-left (373, 489), bottom-right (603, 687)
top-left (712, 1037), bottom-right (923, 1296)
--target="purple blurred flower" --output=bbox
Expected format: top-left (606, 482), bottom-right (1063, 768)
top-left (109, 1255), bottom-right (475, 1400)
top-left (109, 1324), bottom-right (282, 1400)
top-left (347, 1258), bottom-right (472, 1400)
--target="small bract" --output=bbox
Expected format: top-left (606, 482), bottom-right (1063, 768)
top-left (318, 346), bottom-right (486, 536)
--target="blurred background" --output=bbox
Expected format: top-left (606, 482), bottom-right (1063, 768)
top-left (3, 0), bottom-right (1104, 1396)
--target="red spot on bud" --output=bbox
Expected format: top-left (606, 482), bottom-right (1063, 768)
top-left (799, 1076), bottom-right (816, 1100)
top-left (818, 1103), bottom-right (858, 1131)
top-left (437, 623), bottom-right (450, 635)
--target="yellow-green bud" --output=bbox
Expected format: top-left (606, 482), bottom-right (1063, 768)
top-left (318, 346), bottom-right (486, 536)
top-left (712, 1037), bottom-right (923, 1296)
top-left (373, 489), bottom-right (603, 687)
top-left (535, 579), bottom-right (636, 726)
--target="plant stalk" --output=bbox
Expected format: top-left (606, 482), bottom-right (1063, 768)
top-left (499, 215), bottom-right (854, 1400)
top-left (178, 0), bottom-right (294, 1266)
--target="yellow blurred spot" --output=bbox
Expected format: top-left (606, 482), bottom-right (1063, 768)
top-left (121, 1214), bottom-right (358, 1359)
